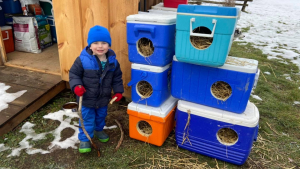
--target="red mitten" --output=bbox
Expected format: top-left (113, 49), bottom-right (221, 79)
top-left (74, 86), bottom-right (86, 96)
top-left (112, 93), bottom-right (123, 102)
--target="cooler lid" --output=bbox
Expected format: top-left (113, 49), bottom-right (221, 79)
top-left (173, 56), bottom-right (258, 74)
top-left (148, 9), bottom-right (177, 15)
top-left (152, 3), bottom-right (177, 12)
top-left (1, 26), bottom-right (12, 31)
top-left (127, 13), bottom-right (176, 24)
top-left (131, 63), bottom-right (171, 73)
top-left (128, 96), bottom-right (178, 118)
top-left (177, 100), bottom-right (259, 128)
top-left (177, 5), bottom-right (239, 18)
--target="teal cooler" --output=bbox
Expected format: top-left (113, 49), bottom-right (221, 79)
top-left (176, 5), bottom-right (240, 67)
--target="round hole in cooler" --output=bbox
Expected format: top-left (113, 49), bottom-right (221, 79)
top-left (137, 121), bottom-right (153, 137)
top-left (217, 128), bottom-right (238, 146)
top-left (190, 26), bottom-right (213, 50)
top-left (136, 81), bottom-right (153, 98)
top-left (137, 38), bottom-right (154, 57)
top-left (211, 81), bottom-right (232, 101)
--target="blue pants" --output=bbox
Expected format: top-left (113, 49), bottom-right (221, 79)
top-left (78, 105), bottom-right (108, 142)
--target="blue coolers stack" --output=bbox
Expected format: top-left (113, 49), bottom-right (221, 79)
top-left (126, 13), bottom-right (178, 146)
top-left (172, 5), bottom-right (260, 165)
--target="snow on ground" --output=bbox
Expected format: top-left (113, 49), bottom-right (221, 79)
top-left (251, 94), bottom-right (262, 101)
top-left (236, 0), bottom-right (300, 70)
top-left (264, 72), bottom-right (271, 75)
top-left (0, 83), bottom-right (27, 112)
top-left (294, 101), bottom-right (300, 105)
top-left (0, 109), bottom-right (118, 157)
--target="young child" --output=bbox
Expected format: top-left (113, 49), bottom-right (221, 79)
top-left (69, 25), bottom-right (124, 153)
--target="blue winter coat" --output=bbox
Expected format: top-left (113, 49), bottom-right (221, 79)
top-left (69, 47), bottom-right (124, 108)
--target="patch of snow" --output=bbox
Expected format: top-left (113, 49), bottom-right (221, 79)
top-left (264, 72), bottom-right (271, 75)
top-left (251, 94), bottom-right (262, 101)
top-left (0, 83), bottom-right (27, 112)
top-left (236, 0), bottom-right (300, 71)
top-left (3, 109), bottom-right (120, 157)
top-left (293, 101), bottom-right (300, 105)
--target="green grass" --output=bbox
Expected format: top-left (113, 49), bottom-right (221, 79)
top-left (0, 42), bottom-right (300, 168)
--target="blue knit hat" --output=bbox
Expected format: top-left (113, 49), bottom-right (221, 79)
top-left (87, 25), bottom-right (111, 46)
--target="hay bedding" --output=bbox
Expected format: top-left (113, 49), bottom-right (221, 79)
top-left (190, 27), bottom-right (213, 49)
top-left (211, 81), bottom-right (232, 101)
top-left (137, 81), bottom-right (153, 98)
top-left (217, 128), bottom-right (238, 144)
top-left (138, 121), bottom-right (152, 135)
top-left (225, 56), bottom-right (257, 67)
top-left (138, 38), bottom-right (154, 57)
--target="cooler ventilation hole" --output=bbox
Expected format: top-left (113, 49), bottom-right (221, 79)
top-left (217, 128), bottom-right (238, 146)
top-left (137, 38), bottom-right (154, 57)
top-left (211, 81), bottom-right (232, 101)
top-left (190, 26), bottom-right (213, 50)
top-left (137, 81), bottom-right (153, 98)
top-left (137, 121), bottom-right (152, 137)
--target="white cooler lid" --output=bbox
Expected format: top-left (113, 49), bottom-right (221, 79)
top-left (128, 96), bottom-right (178, 118)
top-left (127, 13), bottom-right (176, 25)
top-left (1, 26), bottom-right (12, 31)
top-left (148, 9), bottom-right (177, 15)
top-left (177, 100), bottom-right (259, 128)
top-left (152, 3), bottom-right (177, 12)
top-left (173, 55), bottom-right (258, 74)
top-left (132, 63), bottom-right (171, 73)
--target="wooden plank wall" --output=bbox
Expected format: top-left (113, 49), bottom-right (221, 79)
top-left (53, 0), bottom-right (139, 98)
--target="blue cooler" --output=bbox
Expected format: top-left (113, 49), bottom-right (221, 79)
top-left (0, 3), bottom-right (5, 26)
top-left (171, 56), bottom-right (258, 113)
top-left (127, 13), bottom-right (176, 66)
top-left (175, 100), bottom-right (259, 165)
top-left (3, 0), bottom-right (22, 14)
top-left (128, 63), bottom-right (171, 107)
top-left (176, 5), bottom-right (240, 67)
top-left (47, 16), bottom-right (56, 43)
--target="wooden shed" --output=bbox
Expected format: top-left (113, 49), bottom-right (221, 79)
top-left (0, 0), bottom-right (162, 135)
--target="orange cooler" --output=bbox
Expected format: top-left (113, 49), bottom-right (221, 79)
top-left (1, 26), bottom-right (14, 53)
top-left (127, 96), bottom-right (178, 146)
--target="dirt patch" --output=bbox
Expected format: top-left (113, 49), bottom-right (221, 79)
top-left (60, 127), bottom-right (75, 142)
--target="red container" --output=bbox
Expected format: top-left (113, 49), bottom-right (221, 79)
top-left (1, 26), bottom-right (14, 53)
top-left (164, 0), bottom-right (188, 8)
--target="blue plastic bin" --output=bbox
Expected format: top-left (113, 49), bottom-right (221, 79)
top-left (0, 3), bottom-right (5, 26)
top-left (128, 63), bottom-right (171, 107)
top-left (175, 100), bottom-right (259, 165)
top-left (176, 5), bottom-right (240, 67)
top-left (171, 56), bottom-right (258, 113)
top-left (47, 16), bottom-right (56, 42)
top-left (127, 13), bottom-right (176, 66)
top-left (3, 0), bottom-right (22, 14)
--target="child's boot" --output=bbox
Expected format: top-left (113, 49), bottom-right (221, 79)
top-left (94, 130), bottom-right (109, 142)
top-left (79, 141), bottom-right (91, 153)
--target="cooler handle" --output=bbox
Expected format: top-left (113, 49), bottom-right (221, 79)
top-left (127, 72), bottom-right (148, 87)
top-left (190, 18), bottom-right (217, 38)
top-left (134, 25), bottom-right (156, 38)
top-left (3, 31), bottom-right (9, 41)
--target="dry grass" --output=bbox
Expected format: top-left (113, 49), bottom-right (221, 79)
top-left (217, 128), bottom-right (238, 145)
top-left (190, 27), bottom-right (213, 49)
top-left (138, 121), bottom-right (152, 135)
top-left (138, 38), bottom-right (154, 57)
top-left (137, 81), bottom-right (153, 98)
top-left (211, 81), bottom-right (232, 101)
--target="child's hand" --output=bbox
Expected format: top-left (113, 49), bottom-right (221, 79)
top-left (112, 93), bottom-right (123, 102)
top-left (74, 86), bottom-right (86, 96)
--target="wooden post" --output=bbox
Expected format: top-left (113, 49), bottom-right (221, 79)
top-left (242, 0), bottom-right (248, 11)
